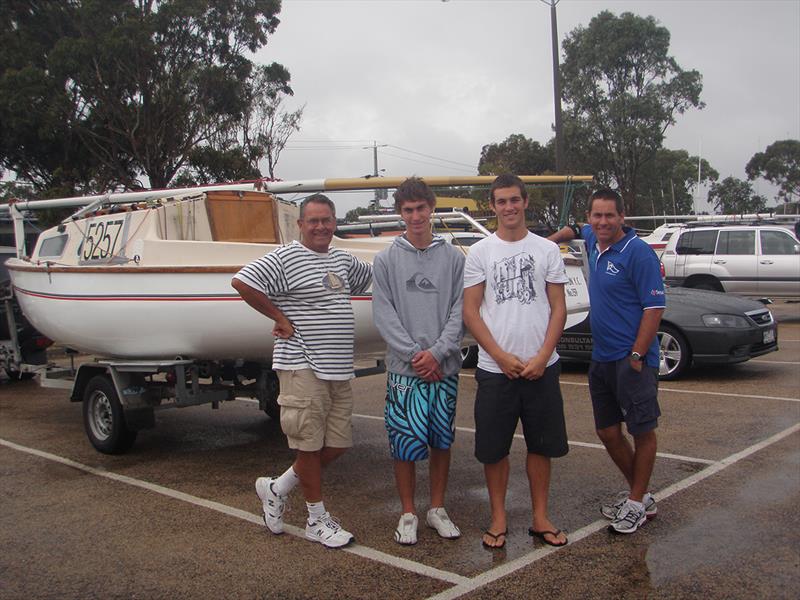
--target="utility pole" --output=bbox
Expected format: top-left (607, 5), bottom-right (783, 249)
top-left (542, 0), bottom-right (565, 174)
top-left (363, 140), bottom-right (387, 209)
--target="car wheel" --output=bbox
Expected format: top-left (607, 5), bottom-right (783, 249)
top-left (82, 375), bottom-right (137, 454)
top-left (460, 345), bottom-right (479, 369)
top-left (657, 324), bottom-right (690, 380)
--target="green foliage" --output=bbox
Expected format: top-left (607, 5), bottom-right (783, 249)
top-left (745, 139), bottom-right (800, 201)
top-left (478, 135), bottom-right (554, 176)
top-left (708, 177), bottom-right (767, 214)
top-left (242, 65), bottom-right (305, 179)
top-left (0, 0), bottom-right (288, 196)
top-left (635, 148), bottom-right (718, 215)
top-left (172, 147), bottom-right (261, 187)
top-left (344, 205), bottom-right (378, 222)
top-left (560, 11), bottom-right (704, 215)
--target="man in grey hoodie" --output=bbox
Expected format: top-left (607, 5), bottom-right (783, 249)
top-left (372, 177), bottom-right (466, 545)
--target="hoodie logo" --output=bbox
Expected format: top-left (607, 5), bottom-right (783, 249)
top-left (605, 261), bottom-right (620, 276)
top-left (406, 272), bottom-right (438, 293)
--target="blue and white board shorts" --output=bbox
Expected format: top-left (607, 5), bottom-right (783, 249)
top-left (384, 372), bottom-right (458, 461)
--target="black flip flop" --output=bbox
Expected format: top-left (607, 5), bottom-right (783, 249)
top-left (528, 527), bottom-right (568, 547)
top-left (481, 529), bottom-right (508, 549)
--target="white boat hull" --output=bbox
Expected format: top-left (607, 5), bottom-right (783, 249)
top-left (10, 268), bottom-right (382, 360)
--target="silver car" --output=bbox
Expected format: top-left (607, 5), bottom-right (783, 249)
top-left (661, 224), bottom-right (800, 298)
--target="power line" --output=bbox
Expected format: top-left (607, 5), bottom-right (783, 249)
top-left (386, 145), bottom-right (478, 169)
top-left (378, 150), bottom-right (476, 173)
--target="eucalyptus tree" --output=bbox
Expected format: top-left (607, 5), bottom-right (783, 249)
top-left (560, 11), bottom-right (704, 215)
top-left (708, 177), bottom-right (767, 214)
top-left (746, 139), bottom-right (800, 202)
top-left (1, 0), bottom-right (290, 195)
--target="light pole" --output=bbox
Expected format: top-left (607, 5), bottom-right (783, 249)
top-left (363, 140), bottom-right (388, 209)
top-left (541, 0), bottom-right (565, 174)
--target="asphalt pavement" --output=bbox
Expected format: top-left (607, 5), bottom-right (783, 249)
top-left (1, 306), bottom-right (798, 599)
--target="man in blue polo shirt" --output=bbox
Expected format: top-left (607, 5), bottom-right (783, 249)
top-left (550, 188), bottom-right (665, 534)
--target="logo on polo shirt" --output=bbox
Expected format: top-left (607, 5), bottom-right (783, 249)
top-left (605, 261), bottom-right (620, 275)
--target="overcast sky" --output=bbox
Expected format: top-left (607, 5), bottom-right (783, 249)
top-left (256, 0), bottom-right (800, 214)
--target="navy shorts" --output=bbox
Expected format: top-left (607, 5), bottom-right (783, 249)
top-left (473, 363), bottom-right (569, 464)
top-left (384, 372), bottom-right (458, 461)
top-left (588, 359), bottom-right (661, 435)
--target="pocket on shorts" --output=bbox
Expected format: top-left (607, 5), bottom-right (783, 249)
top-left (279, 393), bottom-right (311, 439)
top-left (621, 364), bottom-right (659, 423)
top-left (277, 371), bottom-right (312, 438)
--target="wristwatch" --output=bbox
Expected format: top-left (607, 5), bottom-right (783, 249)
top-left (630, 351), bottom-right (644, 362)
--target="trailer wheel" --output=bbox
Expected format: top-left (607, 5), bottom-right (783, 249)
top-left (82, 375), bottom-right (137, 454)
top-left (4, 368), bottom-right (35, 380)
top-left (262, 370), bottom-right (280, 421)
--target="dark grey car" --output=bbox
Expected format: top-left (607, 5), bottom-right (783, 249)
top-left (556, 286), bottom-right (779, 379)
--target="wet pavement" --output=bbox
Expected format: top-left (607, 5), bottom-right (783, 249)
top-left (1, 302), bottom-right (798, 599)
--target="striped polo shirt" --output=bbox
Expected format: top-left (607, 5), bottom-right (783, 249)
top-left (234, 240), bottom-right (373, 380)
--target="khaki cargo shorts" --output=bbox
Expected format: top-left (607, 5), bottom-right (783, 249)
top-left (276, 369), bottom-right (354, 452)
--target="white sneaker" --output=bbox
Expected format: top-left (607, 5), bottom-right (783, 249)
top-left (601, 491), bottom-right (657, 520)
top-left (305, 512), bottom-right (354, 548)
top-left (426, 507), bottom-right (461, 539)
top-left (255, 477), bottom-right (285, 535)
top-left (394, 512), bottom-right (418, 545)
top-left (609, 499), bottom-right (647, 534)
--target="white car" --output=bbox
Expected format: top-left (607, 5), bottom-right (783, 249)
top-left (661, 223), bottom-right (800, 298)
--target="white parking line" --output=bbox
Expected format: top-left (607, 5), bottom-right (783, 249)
top-left (305, 410), bottom-right (716, 466)
top-left (0, 437), bottom-right (470, 586)
top-left (3, 422), bottom-right (798, 598)
top-left (238, 400), bottom-right (717, 465)
top-left (751, 359), bottom-right (800, 365)
top-left (459, 374), bottom-right (800, 403)
top-left (424, 422), bottom-right (800, 600)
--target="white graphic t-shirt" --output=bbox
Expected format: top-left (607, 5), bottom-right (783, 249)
top-left (463, 232), bottom-right (569, 373)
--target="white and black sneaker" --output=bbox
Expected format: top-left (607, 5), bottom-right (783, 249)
top-left (609, 499), bottom-right (647, 534)
top-left (305, 512), bottom-right (354, 548)
top-left (255, 477), bottom-right (286, 535)
top-left (394, 512), bottom-right (418, 545)
top-left (601, 491), bottom-right (657, 520)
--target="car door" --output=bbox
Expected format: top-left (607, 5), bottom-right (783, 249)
top-left (758, 228), bottom-right (800, 297)
top-left (714, 229), bottom-right (758, 294)
top-left (672, 229), bottom-right (717, 282)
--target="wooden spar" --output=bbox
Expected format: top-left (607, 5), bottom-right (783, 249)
top-left (0, 175), bottom-right (594, 212)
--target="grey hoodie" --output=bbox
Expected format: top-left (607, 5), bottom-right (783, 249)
top-left (372, 234), bottom-right (465, 377)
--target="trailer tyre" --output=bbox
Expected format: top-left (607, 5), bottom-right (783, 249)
top-left (262, 370), bottom-right (280, 421)
top-left (4, 368), bottom-right (35, 380)
top-left (82, 375), bottom-right (137, 454)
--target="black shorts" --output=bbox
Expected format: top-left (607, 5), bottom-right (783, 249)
top-left (474, 362), bottom-right (569, 464)
top-left (588, 359), bottom-right (661, 435)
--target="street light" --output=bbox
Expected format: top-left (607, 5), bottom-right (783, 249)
top-left (541, 0), bottom-right (565, 174)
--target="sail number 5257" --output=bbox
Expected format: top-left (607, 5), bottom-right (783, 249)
top-left (81, 219), bottom-right (124, 261)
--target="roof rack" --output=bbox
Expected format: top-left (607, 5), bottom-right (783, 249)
top-left (684, 214), bottom-right (799, 229)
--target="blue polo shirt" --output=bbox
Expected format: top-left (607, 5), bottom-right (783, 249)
top-left (581, 225), bottom-right (665, 367)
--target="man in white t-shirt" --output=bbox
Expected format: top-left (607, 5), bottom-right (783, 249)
top-left (463, 174), bottom-right (570, 549)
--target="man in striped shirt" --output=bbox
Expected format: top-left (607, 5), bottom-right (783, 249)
top-left (232, 194), bottom-right (372, 548)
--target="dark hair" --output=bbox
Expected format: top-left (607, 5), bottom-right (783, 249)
top-left (489, 174), bottom-right (528, 204)
top-left (393, 177), bottom-right (436, 210)
top-left (588, 188), bottom-right (624, 214)
top-left (300, 193), bottom-right (336, 219)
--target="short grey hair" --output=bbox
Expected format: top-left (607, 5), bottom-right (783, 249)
top-left (299, 194), bottom-right (336, 219)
